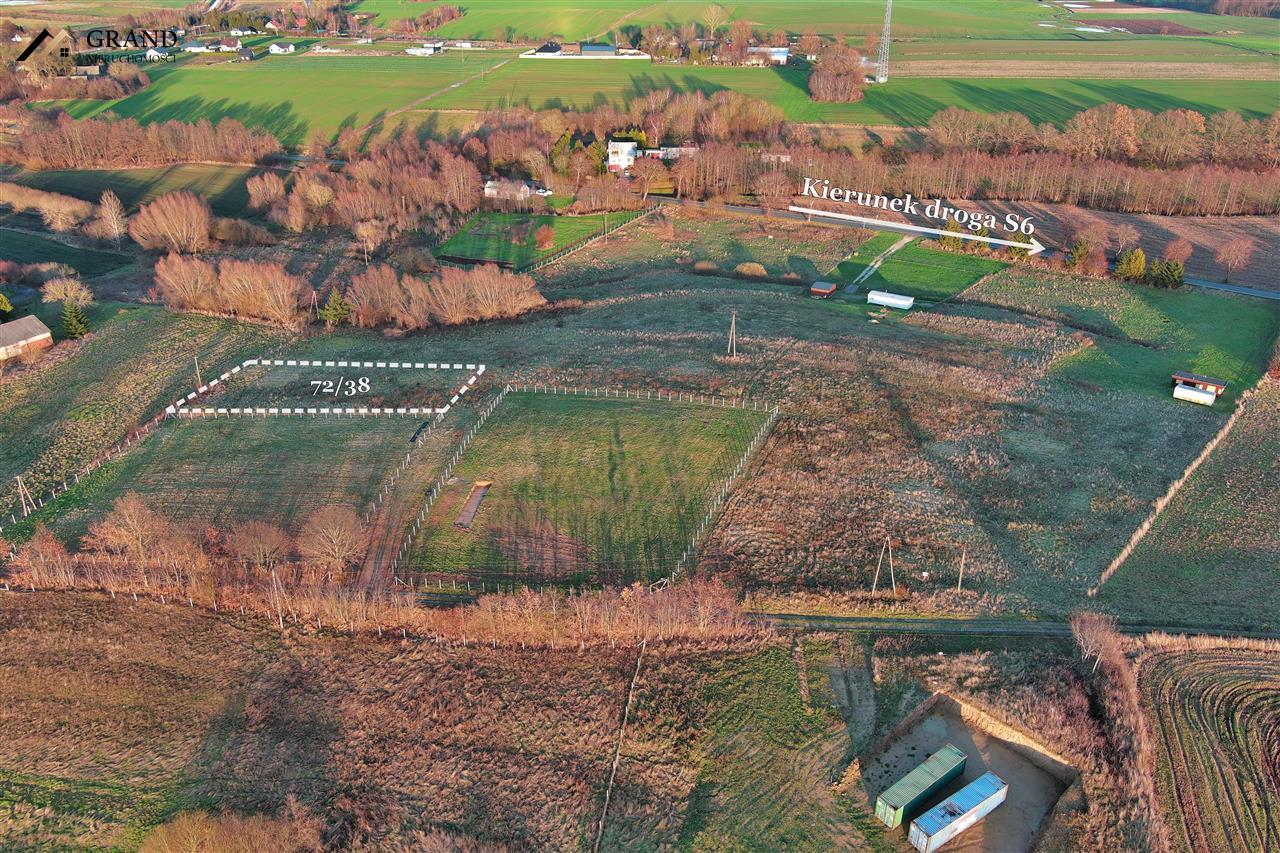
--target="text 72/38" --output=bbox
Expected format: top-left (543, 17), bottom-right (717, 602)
top-left (311, 377), bottom-right (371, 397)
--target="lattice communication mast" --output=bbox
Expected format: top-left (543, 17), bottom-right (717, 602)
top-left (876, 0), bottom-right (892, 83)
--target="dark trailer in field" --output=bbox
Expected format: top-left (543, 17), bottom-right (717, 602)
top-left (875, 743), bottom-right (967, 829)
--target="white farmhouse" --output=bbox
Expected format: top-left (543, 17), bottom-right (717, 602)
top-left (269, 42), bottom-right (296, 54)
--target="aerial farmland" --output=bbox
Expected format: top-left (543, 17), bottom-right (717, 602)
top-left (0, 0), bottom-right (1277, 849)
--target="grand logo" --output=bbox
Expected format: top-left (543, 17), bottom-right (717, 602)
top-left (84, 28), bottom-right (180, 49)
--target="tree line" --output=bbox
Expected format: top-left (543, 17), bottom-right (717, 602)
top-left (11, 113), bottom-right (281, 170)
top-left (3, 493), bottom-right (756, 646)
top-left (927, 104), bottom-right (1280, 170)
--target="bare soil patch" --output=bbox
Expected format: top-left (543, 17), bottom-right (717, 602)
top-left (1078, 18), bottom-right (1208, 35)
top-left (893, 61), bottom-right (1267, 79)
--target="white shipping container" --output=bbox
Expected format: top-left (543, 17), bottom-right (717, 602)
top-left (1173, 384), bottom-right (1217, 406)
top-left (909, 772), bottom-right (1007, 853)
top-left (867, 290), bottom-right (915, 310)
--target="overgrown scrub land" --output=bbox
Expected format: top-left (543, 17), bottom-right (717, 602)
top-left (1101, 382), bottom-right (1280, 632)
top-left (0, 591), bottom-right (1131, 849)
top-left (1140, 641), bottom-right (1280, 853)
top-left (0, 228), bottom-right (130, 277)
top-left (0, 306), bottom-right (283, 515)
top-left (0, 594), bottom-right (277, 850)
top-left (409, 392), bottom-right (767, 585)
top-left (11, 164), bottom-right (262, 217)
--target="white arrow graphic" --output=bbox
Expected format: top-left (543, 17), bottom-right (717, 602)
top-left (789, 205), bottom-right (1047, 256)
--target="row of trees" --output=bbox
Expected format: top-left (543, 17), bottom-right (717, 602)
top-left (344, 263), bottom-right (546, 330)
top-left (927, 104), bottom-right (1280, 169)
top-left (5, 495), bottom-right (756, 646)
top-left (152, 254), bottom-right (312, 327)
top-left (385, 4), bottom-right (462, 35)
top-left (13, 113), bottom-right (281, 170)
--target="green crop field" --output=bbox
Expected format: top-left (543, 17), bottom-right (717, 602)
top-left (352, 0), bottom-right (1265, 42)
top-left (76, 53), bottom-right (514, 145)
top-left (436, 211), bottom-right (623, 267)
top-left (12, 165), bottom-right (261, 217)
top-left (407, 391), bottom-right (768, 585)
top-left (0, 229), bottom-right (130, 277)
top-left (855, 241), bottom-right (1006, 302)
top-left (1101, 382), bottom-right (1280, 633)
top-left (429, 61), bottom-right (1277, 126)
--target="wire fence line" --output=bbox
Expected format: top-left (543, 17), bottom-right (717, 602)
top-left (383, 384), bottom-right (513, 581)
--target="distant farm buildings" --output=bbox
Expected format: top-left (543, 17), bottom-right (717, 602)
top-left (0, 316), bottom-right (53, 365)
top-left (269, 42), bottom-right (296, 54)
top-left (810, 281), bottom-right (838, 298)
top-left (406, 40), bottom-right (445, 56)
top-left (746, 45), bottom-right (789, 65)
top-left (1171, 370), bottom-right (1227, 406)
top-left (237, 47), bottom-right (255, 61)
top-left (522, 41), bottom-right (649, 59)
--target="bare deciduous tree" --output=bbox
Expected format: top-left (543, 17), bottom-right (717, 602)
top-left (298, 507), bottom-right (366, 583)
top-left (1215, 237), bottom-right (1256, 282)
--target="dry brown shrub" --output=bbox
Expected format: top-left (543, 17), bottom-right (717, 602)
top-left (246, 172), bottom-right (286, 209)
top-left (129, 191), bottom-right (211, 253)
top-left (733, 261), bottom-right (767, 279)
top-left (140, 799), bottom-right (321, 853)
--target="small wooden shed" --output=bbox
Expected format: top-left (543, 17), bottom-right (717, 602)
top-left (0, 315), bottom-right (53, 364)
top-left (810, 280), bottom-right (838, 299)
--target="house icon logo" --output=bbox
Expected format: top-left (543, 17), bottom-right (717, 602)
top-left (15, 28), bottom-right (73, 62)
top-left (16, 28), bottom-right (54, 62)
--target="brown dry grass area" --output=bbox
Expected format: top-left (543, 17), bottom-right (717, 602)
top-left (954, 200), bottom-right (1280, 291)
top-left (198, 633), bottom-right (646, 849)
top-left (893, 61), bottom-right (1268, 79)
top-left (702, 316), bottom-right (1078, 607)
top-left (0, 592), bottom-right (275, 849)
top-left (1076, 18), bottom-right (1208, 35)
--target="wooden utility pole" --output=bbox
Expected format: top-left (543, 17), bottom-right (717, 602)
top-left (888, 536), bottom-right (897, 595)
top-left (871, 538), bottom-right (886, 594)
top-left (956, 547), bottom-right (966, 592)
top-left (193, 355), bottom-right (203, 388)
top-left (15, 476), bottom-right (34, 517)
top-left (727, 311), bottom-right (737, 357)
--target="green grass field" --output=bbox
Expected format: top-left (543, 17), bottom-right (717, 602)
top-left (970, 272), bottom-right (1280, 405)
top-left (73, 53), bottom-right (513, 145)
top-left (37, 417), bottom-right (420, 546)
top-left (1100, 382), bottom-right (1280, 633)
top-left (848, 241), bottom-right (1006, 302)
top-left (408, 391), bottom-right (767, 585)
top-left (0, 229), bottom-right (130, 277)
top-left (12, 165), bottom-right (260, 217)
top-left (436, 212), bottom-right (621, 267)
top-left (429, 61), bottom-right (1277, 126)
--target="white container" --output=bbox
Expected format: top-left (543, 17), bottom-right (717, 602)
top-left (1173, 384), bottom-right (1217, 406)
top-left (867, 290), bottom-right (915, 310)
top-left (909, 772), bottom-right (1007, 853)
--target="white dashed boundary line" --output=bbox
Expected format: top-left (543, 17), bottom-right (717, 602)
top-left (164, 357), bottom-right (486, 418)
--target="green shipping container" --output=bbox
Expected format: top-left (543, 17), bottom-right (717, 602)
top-left (874, 743), bottom-right (967, 829)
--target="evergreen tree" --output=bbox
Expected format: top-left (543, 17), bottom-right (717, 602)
top-left (1066, 238), bottom-right (1090, 270)
top-left (938, 220), bottom-right (965, 252)
top-left (1146, 259), bottom-right (1184, 289)
top-left (1115, 247), bottom-right (1146, 281)
top-left (62, 300), bottom-right (89, 339)
top-left (318, 288), bottom-right (351, 329)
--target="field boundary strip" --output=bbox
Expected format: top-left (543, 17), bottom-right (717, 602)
top-left (166, 357), bottom-right (486, 418)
